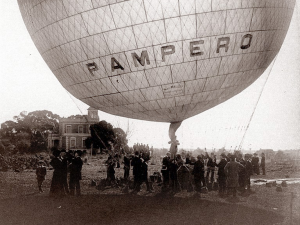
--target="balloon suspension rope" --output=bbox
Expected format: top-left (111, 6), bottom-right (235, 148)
top-left (233, 54), bottom-right (278, 222)
top-left (237, 55), bottom-right (278, 151)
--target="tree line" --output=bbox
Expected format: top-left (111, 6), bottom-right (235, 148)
top-left (0, 110), bottom-right (129, 156)
top-left (0, 110), bottom-right (60, 154)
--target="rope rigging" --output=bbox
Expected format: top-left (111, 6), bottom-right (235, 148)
top-left (237, 61), bottom-right (275, 150)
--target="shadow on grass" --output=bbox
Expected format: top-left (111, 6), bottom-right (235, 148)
top-left (0, 193), bottom-right (284, 225)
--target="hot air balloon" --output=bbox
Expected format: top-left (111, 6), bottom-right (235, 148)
top-left (18, 0), bottom-right (296, 155)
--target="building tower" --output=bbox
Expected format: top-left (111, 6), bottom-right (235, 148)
top-left (87, 107), bottom-right (99, 122)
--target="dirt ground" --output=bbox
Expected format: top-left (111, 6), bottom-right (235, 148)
top-left (0, 157), bottom-right (299, 225)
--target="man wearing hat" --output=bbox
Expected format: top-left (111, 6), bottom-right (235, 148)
top-left (123, 153), bottom-right (131, 181)
top-left (224, 154), bottom-right (244, 198)
top-left (245, 154), bottom-right (253, 194)
top-left (237, 153), bottom-right (246, 193)
top-left (36, 160), bottom-right (47, 193)
top-left (60, 149), bottom-right (69, 194)
top-left (217, 153), bottom-right (227, 197)
top-left (207, 152), bottom-right (217, 184)
top-left (161, 151), bottom-right (171, 189)
top-left (192, 155), bottom-right (205, 196)
top-left (131, 151), bottom-right (143, 193)
top-left (69, 150), bottom-right (83, 196)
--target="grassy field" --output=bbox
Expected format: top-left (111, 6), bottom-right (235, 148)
top-left (0, 156), bottom-right (299, 225)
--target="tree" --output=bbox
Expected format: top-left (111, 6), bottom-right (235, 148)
top-left (113, 127), bottom-right (129, 153)
top-left (89, 121), bottom-right (115, 152)
top-left (0, 110), bottom-right (60, 154)
top-left (132, 143), bottom-right (151, 161)
top-left (88, 121), bottom-right (129, 156)
top-left (1, 120), bottom-right (21, 138)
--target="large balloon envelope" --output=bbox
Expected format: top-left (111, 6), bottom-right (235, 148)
top-left (18, 0), bottom-right (295, 123)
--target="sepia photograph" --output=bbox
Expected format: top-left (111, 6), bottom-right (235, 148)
top-left (0, 0), bottom-right (300, 224)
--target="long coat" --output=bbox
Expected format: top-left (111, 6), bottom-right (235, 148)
top-left (140, 161), bottom-right (148, 181)
top-left (131, 156), bottom-right (142, 176)
top-left (193, 160), bottom-right (204, 180)
top-left (50, 157), bottom-right (63, 194)
top-left (217, 159), bottom-right (227, 179)
top-left (69, 157), bottom-right (83, 181)
top-left (224, 161), bottom-right (244, 188)
top-left (245, 161), bottom-right (253, 178)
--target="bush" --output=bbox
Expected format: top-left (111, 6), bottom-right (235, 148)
top-left (16, 141), bottom-right (30, 153)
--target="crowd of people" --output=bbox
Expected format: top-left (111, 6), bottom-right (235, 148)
top-left (105, 151), bottom-right (153, 193)
top-left (161, 151), bottom-right (266, 198)
top-left (103, 149), bottom-right (266, 199)
top-left (1, 147), bottom-right (265, 198)
top-left (38, 149), bottom-right (84, 197)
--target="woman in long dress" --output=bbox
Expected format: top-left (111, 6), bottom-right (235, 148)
top-left (49, 149), bottom-right (64, 197)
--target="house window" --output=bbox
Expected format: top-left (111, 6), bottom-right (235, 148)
top-left (70, 137), bottom-right (76, 148)
top-left (82, 137), bottom-right (86, 148)
top-left (66, 125), bottom-right (72, 133)
top-left (78, 125), bottom-right (83, 133)
top-left (90, 111), bottom-right (97, 119)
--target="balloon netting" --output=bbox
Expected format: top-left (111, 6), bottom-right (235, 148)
top-left (18, 0), bottom-right (295, 122)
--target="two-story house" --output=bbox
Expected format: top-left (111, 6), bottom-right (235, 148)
top-left (48, 107), bottom-right (99, 150)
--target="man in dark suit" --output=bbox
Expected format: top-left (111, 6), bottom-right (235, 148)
top-left (193, 155), bottom-right (205, 196)
top-left (224, 154), bottom-right (244, 198)
top-left (207, 153), bottom-right (217, 183)
top-left (69, 150), bottom-right (83, 196)
top-left (123, 153), bottom-right (131, 181)
top-left (140, 159), bottom-right (152, 192)
top-left (237, 153), bottom-right (246, 193)
top-left (131, 151), bottom-right (143, 193)
top-left (169, 157), bottom-right (179, 193)
top-left (60, 149), bottom-right (69, 194)
top-left (217, 153), bottom-right (227, 197)
top-left (161, 152), bottom-right (171, 188)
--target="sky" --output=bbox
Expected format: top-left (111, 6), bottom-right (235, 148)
top-left (0, 0), bottom-right (300, 151)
